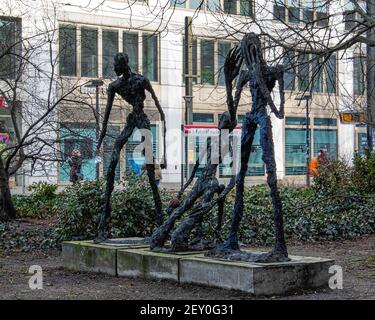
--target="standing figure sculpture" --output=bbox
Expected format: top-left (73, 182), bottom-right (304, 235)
top-left (95, 53), bottom-right (166, 242)
top-left (208, 32), bottom-right (288, 263)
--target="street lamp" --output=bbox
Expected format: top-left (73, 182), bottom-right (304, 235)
top-left (84, 79), bottom-right (104, 180)
top-left (295, 94), bottom-right (312, 187)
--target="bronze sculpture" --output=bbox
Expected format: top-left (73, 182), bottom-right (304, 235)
top-left (95, 53), bottom-right (166, 242)
top-left (150, 112), bottom-right (235, 252)
top-left (207, 32), bottom-right (289, 263)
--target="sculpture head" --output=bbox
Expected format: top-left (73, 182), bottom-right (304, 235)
top-left (114, 53), bottom-right (130, 77)
top-left (240, 32), bottom-right (265, 68)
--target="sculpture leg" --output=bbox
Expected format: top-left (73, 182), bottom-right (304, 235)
top-left (95, 123), bottom-right (135, 242)
top-left (171, 189), bottom-right (214, 251)
top-left (139, 118), bottom-right (163, 227)
top-left (222, 118), bottom-right (257, 250)
top-left (150, 185), bottom-right (202, 249)
top-left (145, 163), bottom-right (163, 227)
top-left (214, 193), bottom-right (226, 243)
top-left (259, 114), bottom-right (288, 259)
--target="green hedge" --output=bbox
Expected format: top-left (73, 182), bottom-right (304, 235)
top-left (11, 154), bottom-right (375, 247)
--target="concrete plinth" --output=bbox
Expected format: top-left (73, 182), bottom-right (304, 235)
top-left (117, 248), bottom-right (199, 281)
top-left (179, 253), bottom-right (335, 295)
top-left (62, 241), bottom-right (334, 296)
top-left (62, 239), bottom-right (148, 276)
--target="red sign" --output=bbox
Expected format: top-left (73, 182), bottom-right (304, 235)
top-left (183, 125), bottom-right (242, 136)
top-left (0, 96), bottom-right (8, 109)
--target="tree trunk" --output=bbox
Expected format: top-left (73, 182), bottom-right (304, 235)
top-left (367, 0), bottom-right (375, 151)
top-left (0, 157), bottom-right (16, 222)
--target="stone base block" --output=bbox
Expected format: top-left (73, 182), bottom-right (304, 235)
top-left (117, 248), bottom-right (199, 281)
top-left (179, 253), bottom-right (335, 295)
top-left (62, 239), bottom-right (148, 276)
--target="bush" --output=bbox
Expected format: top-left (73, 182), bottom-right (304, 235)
top-left (353, 149), bottom-right (375, 193)
top-left (54, 173), bottom-right (170, 242)
top-left (14, 182), bottom-right (58, 218)
top-left (203, 185), bottom-right (375, 245)
top-left (313, 150), bottom-right (375, 195)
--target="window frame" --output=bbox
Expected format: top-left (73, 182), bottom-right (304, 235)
top-left (0, 16), bottom-right (22, 80)
top-left (58, 23), bottom-right (160, 83)
top-left (273, 0), bottom-right (329, 27)
top-left (170, 0), bottom-right (255, 18)
top-left (283, 50), bottom-right (338, 95)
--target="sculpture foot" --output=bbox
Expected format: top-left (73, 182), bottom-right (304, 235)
top-left (205, 242), bottom-right (238, 259)
top-left (251, 249), bottom-right (290, 263)
top-left (188, 239), bottom-right (216, 251)
top-left (93, 232), bottom-right (107, 244)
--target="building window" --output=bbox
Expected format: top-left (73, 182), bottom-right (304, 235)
top-left (193, 113), bottom-right (214, 123)
top-left (220, 128), bottom-right (264, 177)
top-left (314, 118), bottom-right (337, 126)
top-left (311, 53), bottom-right (323, 93)
top-left (313, 129), bottom-right (337, 160)
top-left (189, 0), bottom-right (202, 9)
top-left (284, 50), bottom-right (337, 94)
top-left (274, 0), bottom-right (286, 21)
top-left (239, 0), bottom-right (253, 16)
top-left (123, 32), bottom-right (139, 72)
top-left (285, 128), bottom-right (308, 175)
top-left (200, 39), bottom-right (215, 85)
top-left (102, 30), bottom-right (119, 79)
top-left (274, 0), bottom-right (329, 26)
top-left (283, 51), bottom-right (296, 91)
top-left (357, 132), bottom-right (367, 156)
top-left (81, 27), bottom-right (98, 77)
top-left (171, 0), bottom-right (187, 8)
top-left (353, 56), bottom-right (365, 96)
top-left (288, 0), bottom-right (300, 23)
top-left (285, 116), bottom-right (309, 125)
top-left (207, 0), bottom-right (220, 12)
top-left (218, 41), bottom-right (231, 86)
top-left (224, 0), bottom-right (237, 14)
top-left (142, 33), bottom-right (158, 82)
top-left (171, 0), bottom-right (253, 16)
top-left (301, 0), bottom-right (314, 22)
top-left (315, 0), bottom-right (328, 27)
top-left (0, 17), bottom-right (21, 79)
top-left (59, 24), bottom-right (77, 77)
top-left (297, 53), bottom-right (310, 91)
top-left (325, 55), bottom-right (336, 94)
top-left (285, 116), bottom-right (337, 175)
top-left (59, 124), bottom-right (96, 181)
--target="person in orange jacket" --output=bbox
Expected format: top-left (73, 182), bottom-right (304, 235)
top-left (309, 156), bottom-right (319, 177)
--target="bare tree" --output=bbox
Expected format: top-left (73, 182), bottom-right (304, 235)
top-left (0, 1), bottom-right (92, 221)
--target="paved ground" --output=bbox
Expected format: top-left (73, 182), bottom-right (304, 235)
top-left (1, 235), bottom-right (374, 300)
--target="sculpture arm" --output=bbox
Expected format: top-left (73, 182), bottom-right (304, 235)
top-left (97, 85), bottom-right (115, 151)
top-left (145, 79), bottom-right (167, 169)
top-left (232, 70), bottom-right (249, 118)
top-left (176, 159), bottom-right (200, 200)
top-left (224, 45), bottom-right (243, 123)
top-left (187, 175), bottom-right (235, 217)
top-left (254, 64), bottom-right (284, 119)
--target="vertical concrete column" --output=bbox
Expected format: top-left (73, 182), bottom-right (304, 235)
top-left (159, 28), bottom-right (183, 184)
top-left (338, 49), bottom-right (356, 163)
